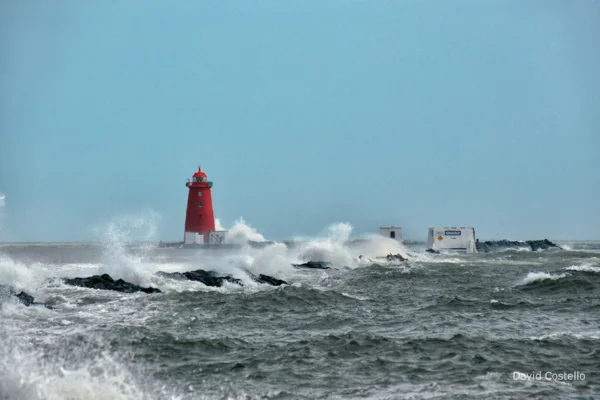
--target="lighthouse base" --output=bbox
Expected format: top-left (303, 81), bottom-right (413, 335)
top-left (158, 240), bottom-right (274, 250)
top-left (184, 230), bottom-right (228, 245)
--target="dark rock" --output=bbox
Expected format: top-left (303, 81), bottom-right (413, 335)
top-left (425, 248), bottom-right (440, 254)
top-left (63, 274), bottom-right (162, 294)
top-left (527, 239), bottom-right (559, 251)
top-left (476, 239), bottom-right (559, 253)
top-left (360, 254), bottom-right (408, 263)
top-left (15, 291), bottom-right (35, 306)
top-left (158, 269), bottom-right (288, 287)
top-left (0, 285), bottom-right (53, 308)
top-left (157, 269), bottom-right (243, 287)
top-left (292, 261), bottom-right (332, 270)
top-left (243, 270), bottom-right (287, 286)
top-left (371, 253), bottom-right (407, 263)
top-left (231, 363), bottom-right (245, 370)
top-left (256, 274), bottom-right (287, 286)
top-left (155, 271), bottom-right (187, 281)
top-left (385, 253), bottom-right (407, 262)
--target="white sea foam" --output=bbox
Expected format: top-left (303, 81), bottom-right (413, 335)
top-left (520, 272), bottom-right (568, 285)
top-left (0, 254), bottom-right (47, 294)
top-left (183, 221), bottom-right (410, 283)
top-left (217, 217), bottom-right (266, 244)
top-left (565, 263), bottom-right (600, 273)
top-left (91, 210), bottom-right (163, 287)
top-left (291, 223), bottom-right (356, 267)
top-left (341, 292), bottom-right (369, 301)
top-left (408, 252), bottom-right (464, 264)
top-left (0, 339), bottom-right (172, 400)
top-left (503, 246), bottom-right (531, 252)
top-left (530, 331), bottom-right (600, 341)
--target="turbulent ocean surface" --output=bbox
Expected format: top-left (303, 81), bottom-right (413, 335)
top-left (1, 227), bottom-right (599, 399)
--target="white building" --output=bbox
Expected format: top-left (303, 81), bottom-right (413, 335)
top-left (380, 226), bottom-right (402, 241)
top-left (427, 227), bottom-right (477, 253)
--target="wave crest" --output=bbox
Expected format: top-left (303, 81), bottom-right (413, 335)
top-left (566, 264), bottom-right (600, 273)
top-left (216, 218), bottom-right (266, 244)
top-left (520, 272), bottom-right (567, 285)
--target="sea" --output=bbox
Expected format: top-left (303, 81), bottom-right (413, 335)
top-left (0, 223), bottom-right (599, 399)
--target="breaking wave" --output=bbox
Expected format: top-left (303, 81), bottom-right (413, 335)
top-left (182, 221), bottom-right (410, 283)
top-left (92, 210), bottom-right (162, 288)
top-left (566, 263), bottom-right (600, 273)
top-left (0, 331), bottom-right (186, 400)
top-left (520, 272), bottom-right (568, 285)
top-left (529, 331), bottom-right (600, 342)
top-left (215, 217), bottom-right (266, 244)
top-left (0, 255), bottom-right (47, 294)
top-left (516, 271), bottom-right (596, 294)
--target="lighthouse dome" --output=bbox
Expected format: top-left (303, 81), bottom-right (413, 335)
top-left (192, 167), bottom-right (208, 182)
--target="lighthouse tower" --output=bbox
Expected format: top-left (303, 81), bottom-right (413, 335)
top-left (183, 166), bottom-right (227, 245)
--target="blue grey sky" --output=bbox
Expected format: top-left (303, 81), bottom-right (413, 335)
top-left (1, 0), bottom-right (599, 242)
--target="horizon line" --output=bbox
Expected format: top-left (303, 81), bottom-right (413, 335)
top-left (1, 238), bottom-right (598, 245)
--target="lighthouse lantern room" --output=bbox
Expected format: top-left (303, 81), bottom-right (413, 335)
top-left (183, 166), bottom-right (228, 245)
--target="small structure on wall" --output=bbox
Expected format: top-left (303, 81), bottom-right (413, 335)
top-left (427, 227), bottom-right (477, 253)
top-left (380, 226), bottom-right (402, 241)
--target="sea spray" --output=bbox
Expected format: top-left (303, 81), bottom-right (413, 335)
top-left (92, 209), bottom-right (162, 287)
top-left (218, 217), bottom-right (266, 244)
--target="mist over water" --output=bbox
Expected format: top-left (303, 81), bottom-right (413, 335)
top-left (1, 209), bottom-right (599, 399)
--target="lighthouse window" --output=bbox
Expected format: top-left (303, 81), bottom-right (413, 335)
top-left (199, 202), bottom-right (203, 207)
top-left (198, 192), bottom-right (202, 196)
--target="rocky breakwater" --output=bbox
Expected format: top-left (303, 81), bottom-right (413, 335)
top-left (157, 269), bottom-right (287, 287)
top-left (62, 269), bottom-right (288, 293)
top-left (476, 239), bottom-right (559, 252)
top-left (63, 274), bottom-right (162, 293)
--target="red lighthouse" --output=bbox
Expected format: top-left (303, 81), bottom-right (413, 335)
top-left (183, 166), bottom-right (226, 245)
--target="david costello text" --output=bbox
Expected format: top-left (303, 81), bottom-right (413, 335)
top-left (513, 371), bottom-right (586, 382)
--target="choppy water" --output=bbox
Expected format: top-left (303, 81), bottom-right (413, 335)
top-left (1, 237), bottom-right (599, 399)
